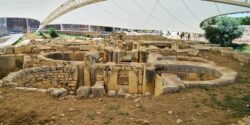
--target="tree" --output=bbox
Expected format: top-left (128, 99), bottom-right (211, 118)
top-left (203, 17), bottom-right (244, 47)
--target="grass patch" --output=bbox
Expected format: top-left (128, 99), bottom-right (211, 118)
top-left (87, 114), bottom-right (96, 120)
top-left (118, 112), bottom-right (130, 116)
top-left (198, 86), bottom-right (210, 91)
top-left (207, 91), bottom-right (250, 117)
top-left (102, 116), bottom-right (113, 124)
top-left (234, 44), bottom-right (250, 53)
top-left (107, 104), bottom-right (120, 111)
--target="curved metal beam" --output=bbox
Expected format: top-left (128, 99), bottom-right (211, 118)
top-left (204, 0), bottom-right (250, 8)
top-left (36, 0), bottom-right (106, 32)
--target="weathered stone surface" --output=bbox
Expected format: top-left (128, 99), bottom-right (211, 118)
top-left (220, 50), bottom-right (234, 57)
top-left (164, 73), bottom-right (185, 91)
top-left (4, 46), bottom-right (15, 54)
top-left (37, 89), bottom-right (48, 93)
top-left (125, 93), bottom-right (132, 99)
top-left (91, 82), bottom-right (106, 97)
top-left (15, 87), bottom-right (27, 90)
top-left (188, 49), bottom-right (199, 56)
top-left (51, 88), bottom-right (67, 97)
top-left (144, 92), bottom-right (151, 96)
top-left (176, 119), bottom-right (183, 124)
top-left (76, 86), bottom-right (90, 98)
top-left (117, 88), bottom-right (125, 97)
top-left (26, 88), bottom-right (38, 92)
top-left (0, 95), bottom-right (4, 101)
top-left (5, 82), bottom-right (17, 87)
top-left (0, 80), bottom-right (3, 87)
top-left (2, 65), bottom-right (78, 92)
top-left (108, 90), bottom-right (116, 97)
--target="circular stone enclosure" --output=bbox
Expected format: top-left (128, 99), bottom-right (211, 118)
top-left (154, 61), bottom-right (237, 87)
top-left (45, 51), bottom-right (85, 61)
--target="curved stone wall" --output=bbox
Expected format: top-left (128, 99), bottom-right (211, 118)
top-left (2, 66), bottom-right (78, 94)
top-left (39, 51), bottom-right (85, 63)
top-left (155, 61), bottom-right (237, 87)
top-left (156, 56), bottom-right (215, 64)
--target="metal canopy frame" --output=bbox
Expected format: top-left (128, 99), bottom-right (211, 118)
top-left (204, 0), bottom-right (250, 7)
top-left (36, 0), bottom-right (106, 32)
top-left (36, 0), bottom-right (250, 32)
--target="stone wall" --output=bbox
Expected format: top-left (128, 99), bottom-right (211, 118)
top-left (0, 54), bottom-right (24, 79)
top-left (2, 65), bottom-right (78, 94)
top-left (154, 61), bottom-right (237, 87)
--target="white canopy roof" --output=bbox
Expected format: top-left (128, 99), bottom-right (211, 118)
top-left (0, 0), bottom-right (250, 33)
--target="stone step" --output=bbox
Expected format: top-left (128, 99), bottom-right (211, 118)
top-left (161, 73), bottom-right (185, 93)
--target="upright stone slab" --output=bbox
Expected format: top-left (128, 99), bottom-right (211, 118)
top-left (91, 81), bottom-right (106, 97)
top-left (107, 67), bottom-right (118, 91)
top-left (143, 63), bottom-right (155, 94)
top-left (128, 70), bottom-right (138, 94)
top-left (77, 86), bottom-right (90, 98)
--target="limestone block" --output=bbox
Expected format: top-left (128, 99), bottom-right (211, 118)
top-left (15, 46), bottom-right (25, 54)
top-left (188, 49), bottom-right (199, 56)
top-left (143, 63), bottom-right (155, 94)
top-left (77, 86), bottom-right (90, 98)
top-left (51, 88), bottom-right (67, 97)
top-left (5, 82), bottom-right (17, 87)
top-left (117, 88), bottom-right (125, 97)
top-left (161, 73), bottom-right (185, 93)
top-left (220, 50), bottom-right (233, 57)
top-left (91, 82), bottom-right (106, 97)
top-left (154, 75), bottom-right (163, 96)
top-left (128, 71), bottom-right (139, 94)
top-left (84, 67), bottom-right (91, 86)
top-left (108, 90), bottom-right (116, 97)
top-left (107, 71), bottom-right (118, 91)
top-left (37, 89), bottom-right (48, 93)
top-left (15, 87), bottom-right (27, 90)
top-left (26, 88), bottom-right (38, 92)
top-left (235, 53), bottom-right (250, 64)
top-left (4, 46), bottom-right (15, 54)
top-left (32, 47), bottom-right (40, 53)
top-left (24, 46), bottom-right (33, 53)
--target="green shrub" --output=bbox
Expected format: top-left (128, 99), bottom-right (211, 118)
top-left (48, 28), bottom-right (59, 38)
top-left (37, 31), bottom-right (47, 39)
top-left (203, 17), bottom-right (244, 47)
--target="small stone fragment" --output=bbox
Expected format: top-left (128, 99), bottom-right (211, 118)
top-left (108, 90), bottom-right (116, 97)
top-left (168, 111), bottom-right (173, 115)
top-left (135, 119), bottom-right (150, 125)
top-left (51, 88), bottom-right (67, 97)
top-left (125, 93), bottom-right (132, 99)
top-left (176, 119), bottom-right (183, 124)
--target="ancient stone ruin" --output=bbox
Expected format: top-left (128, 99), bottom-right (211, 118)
top-left (0, 36), bottom-right (245, 98)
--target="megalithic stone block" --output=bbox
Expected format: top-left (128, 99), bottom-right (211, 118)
top-left (143, 63), bottom-right (155, 94)
top-left (128, 70), bottom-right (138, 94)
